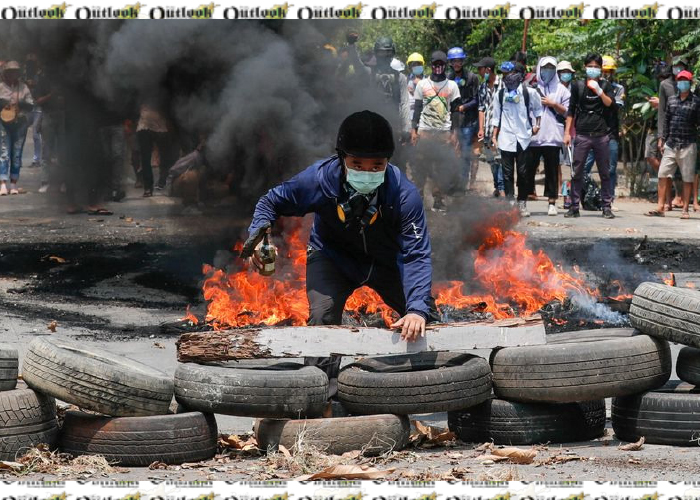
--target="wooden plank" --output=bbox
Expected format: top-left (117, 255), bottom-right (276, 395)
top-left (176, 316), bottom-right (546, 362)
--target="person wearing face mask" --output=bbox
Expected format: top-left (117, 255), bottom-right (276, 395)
top-left (527, 57), bottom-right (570, 217)
top-left (411, 51), bottom-right (462, 211)
top-left (582, 56), bottom-right (625, 210)
top-left (370, 37), bottom-right (411, 140)
top-left (563, 53), bottom-right (616, 219)
top-left (491, 62), bottom-right (543, 217)
top-left (556, 61), bottom-right (575, 205)
top-left (476, 56), bottom-right (505, 198)
top-left (447, 47), bottom-right (481, 192)
top-left (647, 71), bottom-right (700, 219)
top-left (0, 61), bottom-right (34, 196)
top-left (243, 110), bottom-right (438, 345)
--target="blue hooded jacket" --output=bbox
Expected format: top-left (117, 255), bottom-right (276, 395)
top-left (248, 155), bottom-right (434, 319)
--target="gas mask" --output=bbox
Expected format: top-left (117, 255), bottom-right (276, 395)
top-left (337, 185), bottom-right (379, 229)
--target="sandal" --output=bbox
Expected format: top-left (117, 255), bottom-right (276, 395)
top-left (663, 204), bottom-right (672, 211)
top-left (86, 208), bottom-right (114, 216)
top-left (645, 210), bottom-right (665, 217)
top-left (66, 207), bottom-right (85, 215)
top-left (681, 212), bottom-right (690, 220)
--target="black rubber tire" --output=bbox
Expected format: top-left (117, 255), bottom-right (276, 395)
top-left (491, 331), bottom-right (671, 403)
top-left (677, 347), bottom-right (700, 385)
top-left (448, 398), bottom-right (605, 445)
top-left (630, 282), bottom-right (700, 347)
top-left (255, 414), bottom-right (410, 456)
top-left (22, 337), bottom-right (174, 417)
top-left (613, 380), bottom-right (700, 446)
top-left (59, 411), bottom-right (217, 466)
top-left (0, 386), bottom-right (58, 461)
top-left (0, 345), bottom-right (18, 392)
top-left (337, 352), bottom-right (492, 415)
top-left (174, 362), bottom-right (328, 418)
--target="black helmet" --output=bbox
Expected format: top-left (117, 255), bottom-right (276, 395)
top-left (373, 36), bottom-right (396, 56)
top-left (336, 110), bottom-right (395, 159)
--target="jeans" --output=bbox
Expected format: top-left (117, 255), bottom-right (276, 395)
top-left (584, 137), bottom-right (618, 197)
top-left (458, 124), bottom-right (478, 187)
top-left (30, 109), bottom-right (43, 164)
top-left (571, 134), bottom-right (612, 210)
top-left (482, 144), bottom-right (504, 192)
top-left (500, 143), bottom-right (528, 201)
top-left (0, 119), bottom-right (29, 182)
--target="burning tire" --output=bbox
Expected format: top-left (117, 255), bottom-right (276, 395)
top-left (174, 361), bottom-right (329, 418)
top-left (337, 352), bottom-right (492, 415)
top-left (447, 398), bottom-right (605, 445)
top-left (0, 345), bottom-right (18, 392)
top-left (22, 337), bottom-right (174, 417)
top-left (630, 282), bottom-right (700, 347)
top-left (59, 411), bottom-right (217, 466)
top-left (612, 381), bottom-right (700, 446)
top-left (676, 347), bottom-right (700, 385)
top-left (490, 329), bottom-right (671, 403)
top-left (255, 414), bottom-right (410, 456)
top-left (0, 386), bottom-right (58, 461)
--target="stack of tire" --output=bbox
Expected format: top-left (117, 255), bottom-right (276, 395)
top-left (614, 282), bottom-right (700, 446)
top-left (0, 344), bottom-right (58, 462)
top-left (20, 337), bottom-right (217, 466)
top-left (448, 325), bottom-right (672, 446)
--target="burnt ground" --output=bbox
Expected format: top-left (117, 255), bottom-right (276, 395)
top-left (2, 157), bottom-right (700, 480)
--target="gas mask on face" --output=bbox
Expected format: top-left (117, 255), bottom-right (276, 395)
top-left (337, 184), bottom-right (380, 229)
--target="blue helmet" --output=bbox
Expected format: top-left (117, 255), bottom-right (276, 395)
top-left (447, 47), bottom-right (466, 60)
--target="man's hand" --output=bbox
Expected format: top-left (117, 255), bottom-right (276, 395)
top-left (411, 129), bottom-right (419, 146)
top-left (658, 138), bottom-right (665, 155)
top-left (587, 79), bottom-right (603, 96)
top-left (240, 222), bottom-right (271, 259)
top-left (491, 135), bottom-right (498, 150)
top-left (563, 133), bottom-right (571, 147)
top-left (532, 125), bottom-right (540, 136)
top-left (541, 96), bottom-right (553, 108)
top-left (648, 96), bottom-right (659, 109)
top-left (477, 128), bottom-right (485, 141)
top-left (391, 313), bottom-right (426, 342)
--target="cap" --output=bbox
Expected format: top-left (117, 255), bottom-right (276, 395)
top-left (474, 57), bottom-right (496, 68)
top-left (557, 60), bottom-right (574, 72)
top-left (499, 61), bottom-right (515, 73)
top-left (2, 61), bottom-right (20, 72)
top-left (431, 51), bottom-right (447, 63)
top-left (676, 70), bottom-right (693, 81)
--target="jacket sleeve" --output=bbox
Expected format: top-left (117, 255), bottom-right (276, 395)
top-left (396, 182), bottom-right (433, 319)
top-left (462, 74), bottom-right (479, 112)
top-left (248, 164), bottom-right (326, 236)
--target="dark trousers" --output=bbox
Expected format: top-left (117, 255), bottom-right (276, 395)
top-left (571, 134), bottom-right (612, 210)
top-left (526, 145), bottom-right (561, 200)
top-left (500, 143), bottom-right (528, 201)
top-left (137, 129), bottom-right (177, 191)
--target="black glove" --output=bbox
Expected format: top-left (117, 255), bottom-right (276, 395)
top-left (240, 222), bottom-right (271, 259)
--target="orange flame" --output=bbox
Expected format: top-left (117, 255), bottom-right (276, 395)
top-left (196, 219), bottom-right (604, 328)
top-left (664, 272), bottom-right (676, 287)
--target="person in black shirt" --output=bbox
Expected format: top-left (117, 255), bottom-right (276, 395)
top-left (563, 53), bottom-right (616, 219)
top-left (648, 70), bottom-right (700, 219)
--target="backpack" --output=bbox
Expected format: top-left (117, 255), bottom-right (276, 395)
top-left (373, 68), bottom-right (402, 105)
top-left (498, 85), bottom-right (533, 130)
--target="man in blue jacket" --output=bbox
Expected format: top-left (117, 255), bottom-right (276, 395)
top-left (242, 110), bottom-right (437, 343)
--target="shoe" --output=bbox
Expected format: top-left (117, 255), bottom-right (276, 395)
top-left (564, 208), bottom-right (580, 218)
top-left (143, 190), bottom-right (153, 198)
top-left (0, 184), bottom-right (7, 196)
top-left (29, 161), bottom-right (39, 169)
top-left (602, 208), bottom-right (615, 219)
top-left (518, 200), bottom-right (530, 217)
top-left (548, 204), bottom-right (558, 216)
top-left (111, 190), bottom-right (126, 202)
top-left (432, 199), bottom-right (447, 213)
top-left (38, 183), bottom-right (49, 194)
top-left (493, 189), bottom-right (500, 198)
top-left (155, 183), bottom-right (165, 191)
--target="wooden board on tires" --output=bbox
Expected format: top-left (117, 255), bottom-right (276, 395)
top-left (177, 316), bottom-right (546, 363)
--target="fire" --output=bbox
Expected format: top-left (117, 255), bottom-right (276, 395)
top-left (196, 219), bottom-right (604, 329)
top-left (664, 272), bottom-right (676, 287)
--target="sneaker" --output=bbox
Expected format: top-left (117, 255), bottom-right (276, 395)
top-left (548, 204), bottom-right (558, 216)
top-left (38, 183), bottom-right (49, 194)
top-left (564, 208), bottom-right (580, 218)
top-left (518, 200), bottom-right (530, 217)
top-left (602, 208), bottom-right (615, 219)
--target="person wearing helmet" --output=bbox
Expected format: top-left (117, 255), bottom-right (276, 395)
top-left (243, 110), bottom-right (438, 343)
top-left (0, 61), bottom-right (34, 196)
top-left (447, 47), bottom-right (481, 192)
top-left (407, 52), bottom-right (425, 118)
top-left (411, 50), bottom-right (463, 211)
top-left (371, 37), bottom-right (411, 137)
top-left (582, 55), bottom-right (625, 210)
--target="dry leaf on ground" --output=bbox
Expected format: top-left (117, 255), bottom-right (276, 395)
top-left (479, 446), bottom-right (537, 464)
top-left (296, 464), bottom-right (395, 480)
top-left (219, 434), bottom-right (259, 452)
top-left (278, 445), bottom-right (292, 458)
top-left (47, 256), bottom-right (67, 264)
top-left (47, 321), bottom-right (57, 332)
top-left (0, 461), bottom-right (23, 471)
top-left (410, 420), bottom-right (456, 448)
top-left (618, 437), bottom-right (645, 451)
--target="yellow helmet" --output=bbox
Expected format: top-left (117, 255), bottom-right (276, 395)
top-left (407, 52), bottom-right (425, 65)
top-left (602, 55), bottom-right (617, 71)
